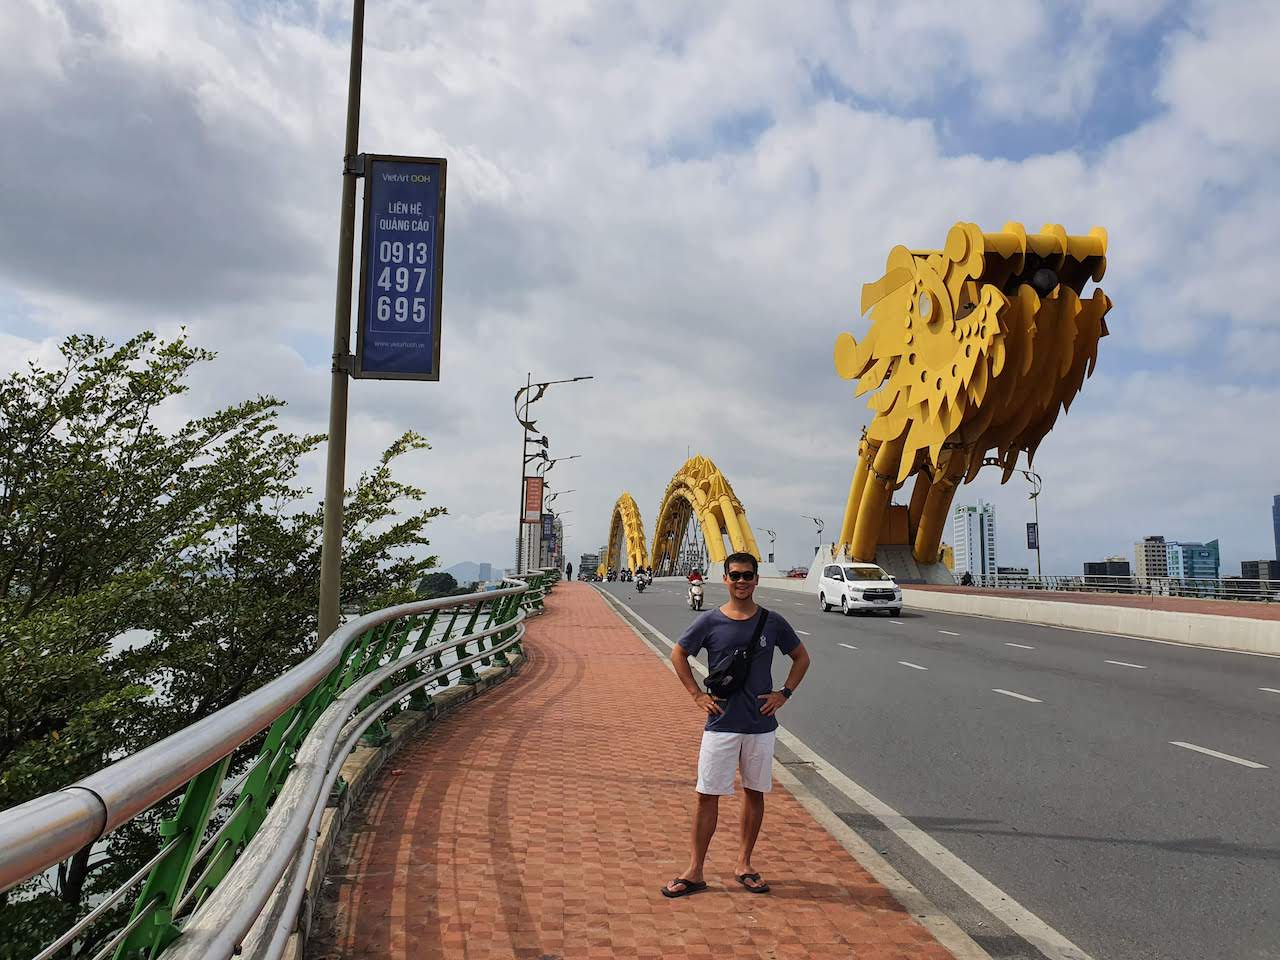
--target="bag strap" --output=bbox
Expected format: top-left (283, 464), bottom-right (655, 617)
top-left (745, 607), bottom-right (769, 658)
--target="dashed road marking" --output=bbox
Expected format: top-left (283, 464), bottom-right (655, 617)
top-left (889, 620), bottom-right (904, 624)
top-left (598, 586), bottom-right (1093, 960)
top-left (796, 630), bottom-right (811, 636)
top-left (839, 642), bottom-right (858, 650)
top-left (938, 630), bottom-right (960, 636)
top-left (898, 660), bottom-right (928, 670)
top-left (1260, 687), bottom-right (1280, 695)
top-left (992, 688), bottom-right (1042, 703)
top-left (1005, 642), bottom-right (1035, 650)
top-left (1104, 660), bottom-right (1148, 669)
top-left (1169, 741), bottom-right (1267, 769)
top-left (795, 602), bottom-right (806, 606)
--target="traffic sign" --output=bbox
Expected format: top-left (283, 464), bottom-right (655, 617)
top-left (354, 155), bottom-right (447, 380)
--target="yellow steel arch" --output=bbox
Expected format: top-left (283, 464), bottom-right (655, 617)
top-left (649, 455), bottom-right (761, 573)
top-left (600, 492), bottom-right (648, 576)
top-left (833, 221), bottom-right (1112, 564)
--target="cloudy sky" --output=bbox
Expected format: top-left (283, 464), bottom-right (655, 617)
top-left (3, 0), bottom-right (1278, 576)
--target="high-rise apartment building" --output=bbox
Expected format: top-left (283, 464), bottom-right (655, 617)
top-left (477, 562), bottom-right (493, 582)
top-left (953, 500), bottom-right (997, 578)
top-left (1134, 536), bottom-right (1167, 578)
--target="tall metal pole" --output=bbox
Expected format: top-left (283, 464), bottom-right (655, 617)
top-left (515, 372), bottom-right (531, 575)
top-left (317, 0), bottom-right (366, 643)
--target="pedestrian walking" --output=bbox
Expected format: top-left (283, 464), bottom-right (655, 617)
top-left (662, 551), bottom-right (810, 897)
top-left (565, 561), bottom-right (573, 580)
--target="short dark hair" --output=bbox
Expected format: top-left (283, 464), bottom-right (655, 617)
top-left (723, 551), bottom-right (758, 573)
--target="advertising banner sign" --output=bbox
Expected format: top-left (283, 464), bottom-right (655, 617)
top-left (523, 477), bottom-right (544, 523)
top-left (1026, 522), bottom-right (1039, 550)
top-left (542, 513), bottom-right (555, 539)
top-left (354, 155), bottom-right (447, 380)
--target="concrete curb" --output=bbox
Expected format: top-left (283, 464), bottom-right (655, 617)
top-left (276, 654), bottom-right (527, 960)
top-left (754, 576), bottom-right (1280, 656)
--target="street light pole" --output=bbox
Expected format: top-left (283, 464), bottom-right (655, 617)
top-left (757, 528), bottom-right (777, 564)
top-left (1025, 470), bottom-right (1043, 579)
top-left (801, 515), bottom-right (824, 558)
top-left (317, 0), bottom-right (366, 643)
top-left (513, 375), bottom-right (592, 575)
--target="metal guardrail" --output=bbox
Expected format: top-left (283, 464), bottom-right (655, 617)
top-left (956, 572), bottom-right (1280, 602)
top-left (0, 568), bottom-right (558, 960)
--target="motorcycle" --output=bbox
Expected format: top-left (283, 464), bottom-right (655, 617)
top-left (687, 579), bottom-right (704, 611)
top-left (635, 574), bottom-right (647, 594)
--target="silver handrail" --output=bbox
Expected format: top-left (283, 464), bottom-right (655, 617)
top-left (170, 616), bottom-right (527, 959)
top-left (0, 578), bottom-right (530, 894)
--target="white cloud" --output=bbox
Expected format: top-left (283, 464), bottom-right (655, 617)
top-left (1, 0), bottom-right (1277, 576)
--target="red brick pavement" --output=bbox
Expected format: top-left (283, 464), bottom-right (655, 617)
top-left (310, 582), bottom-right (954, 960)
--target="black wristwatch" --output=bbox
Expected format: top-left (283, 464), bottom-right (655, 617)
top-left (781, 686), bottom-right (793, 699)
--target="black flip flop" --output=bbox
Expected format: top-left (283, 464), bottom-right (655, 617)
top-left (661, 877), bottom-right (708, 898)
top-left (735, 872), bottom-right (770, 893)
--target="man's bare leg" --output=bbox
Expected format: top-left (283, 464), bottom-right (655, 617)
top-left (735, 788), bottom-right (767, 889)
top-left (665, 792), bottom-right (719, 893)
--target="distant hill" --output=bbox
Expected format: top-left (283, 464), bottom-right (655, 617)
top-left (444, 561), bottom-right (496, 582)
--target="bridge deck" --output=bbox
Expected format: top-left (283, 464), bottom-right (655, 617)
top-left (311, 582), bottom-right (952, 959)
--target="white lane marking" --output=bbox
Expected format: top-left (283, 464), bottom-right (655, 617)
top-left (1169, 741), bottom-right (1268, 769)
top-left (839, 642), bottom-right (858, 650)
top-left (889, 620), bottom-right (904, 625)
top-left (1005, 642), bottom-right (1035, 650)
top-left (598, 587), bottom-right (1088, 960)
top-left (992, 688), bottom-right (1042, 703)
top-left (794, 601), bottom-right (806, 605)
top-left (1104, 659), bottom-right (1148, 669)
top-left (938, 630), bottom-right (960, 636)
top-left (1259, 687), bottom-right (1280, 695)
top-left (898, 660), bottom-right (928, 670)
top-left (796, 630), bottom-right (811, 636)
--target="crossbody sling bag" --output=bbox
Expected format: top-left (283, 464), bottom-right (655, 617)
top-left (703, 607), bottom-right (769, 698)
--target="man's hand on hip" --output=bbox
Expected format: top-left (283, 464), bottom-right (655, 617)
top-left (757, 691), bottom-right (787, 716)
top-left (693, 691), bottom-right (724, 716)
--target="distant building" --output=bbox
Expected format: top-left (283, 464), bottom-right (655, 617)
top-left (1135, 536), bottom-right (1220, 580)
top-left (1169, 540), bottom-right (1220, 580)
top-left (996, 566), bottom-right (1029, 577)
top-left (1242, 560), bottom-right (1280, 581)
top-left (477, 562), bottom-right (493, 582)
top-left (1084, 557), bottom-right (1131, 577)
top-left (1273, 494), bottom-right (1280, 561)
top-left (1134, 536), bottom-right (1167, 578)
top-left (953, 500), bottom-right (997, 578)
top-left (580, 553), bottom-right (600, 577)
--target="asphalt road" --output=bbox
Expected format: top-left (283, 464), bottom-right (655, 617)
top-left (599, 578), bottom-right (1280, 960)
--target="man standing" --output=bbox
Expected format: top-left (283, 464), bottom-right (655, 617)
top-left (565, 561), bottom-right (573, 580)
top-left (662, 552), bottom-right (810, 897)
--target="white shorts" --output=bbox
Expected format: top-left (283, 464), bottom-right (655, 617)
top-left (695, 730), bottom-right (777, 796)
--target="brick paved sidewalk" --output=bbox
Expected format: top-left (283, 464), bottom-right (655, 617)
top-left (311, 582), bottom-right (954, 960)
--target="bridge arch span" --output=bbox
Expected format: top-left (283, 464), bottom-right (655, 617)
top-left (649, 455), bottom-right (761, 575)
top-left (600, 492), bottom-right (649, 576)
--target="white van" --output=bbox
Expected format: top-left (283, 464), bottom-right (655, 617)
top-left (818, 563), bottom-right (903, 616)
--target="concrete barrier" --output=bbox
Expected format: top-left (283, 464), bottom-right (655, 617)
top-left (757, 577), bottom-right (1280, 655)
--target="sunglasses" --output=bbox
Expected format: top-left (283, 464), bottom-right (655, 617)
top-left (726, 570), bottom-right (756, 582)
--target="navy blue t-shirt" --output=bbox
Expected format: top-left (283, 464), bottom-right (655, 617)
top-left (677, 607), bottom-right (801, 735)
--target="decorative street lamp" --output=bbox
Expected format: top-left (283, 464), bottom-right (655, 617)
top-left (801, 515), bottom-right (825, 557)
top-left (513, 375), bottom-right (591, 574)
top-left (981, 458), bottom-right (1043, 579)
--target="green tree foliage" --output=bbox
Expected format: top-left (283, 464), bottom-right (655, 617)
top-left (0, 333), bottom-right (444, 956)
top-left (415, 571), bottom-right (457, 597)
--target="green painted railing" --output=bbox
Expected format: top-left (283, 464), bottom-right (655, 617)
top-left (0, 569), bottom-right (558, 960)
